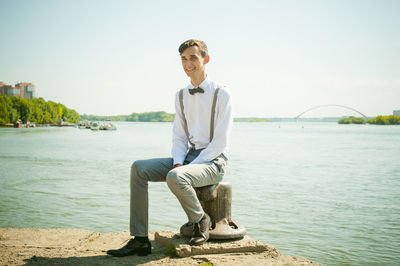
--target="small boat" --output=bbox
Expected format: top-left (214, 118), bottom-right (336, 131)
top-left (90, 121), bottom-right (100, 130)
top-left (77, 121), bottom-right (86, 129)
top-left (103, 122), bottom-right (116, 130)
top-left (26, 121), bottom-right (36, 128)
top-left (100, 119), bottom-right (117, 130)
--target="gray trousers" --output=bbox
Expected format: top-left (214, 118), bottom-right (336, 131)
top-left (130, 149), bottom-right (227, 237)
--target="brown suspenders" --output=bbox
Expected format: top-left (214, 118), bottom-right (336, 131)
top-left (179, 88), bottom-right (220, 149)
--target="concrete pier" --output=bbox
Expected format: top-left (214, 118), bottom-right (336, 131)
top-left (0, 228), bottom-right (320, 265)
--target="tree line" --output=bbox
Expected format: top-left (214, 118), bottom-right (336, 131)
top-left (338, 115), bottom-right (400, 125)
top-left (338, 116), bottom-right (366, 124)
top-left (0, 95), bottom-right (79, 125)
top-left (3, 95), bottom-right (397, 126)
top-left (80, 111), bottom-right (175, 122)
top-left (80, 113), bottom-right (275, 123)
top-left (234, 117), bottom-right (271, 122)
top-left (368, 115), bottom-right (400, 125)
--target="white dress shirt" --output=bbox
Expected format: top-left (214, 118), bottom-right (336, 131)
top-left (172, 76), bottom-right (233, 165)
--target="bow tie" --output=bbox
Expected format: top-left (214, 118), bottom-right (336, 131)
top-left (189, 87), bottom-right (204, 95)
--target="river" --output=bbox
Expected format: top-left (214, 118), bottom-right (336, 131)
top-left (0, 122), bottom-right (399, 264)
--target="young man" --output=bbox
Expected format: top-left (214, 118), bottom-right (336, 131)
top-left (107, 39), bottom-right (233, 257)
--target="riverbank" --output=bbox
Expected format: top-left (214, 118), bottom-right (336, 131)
top-left (0, 228), bottom-right (319, 265)
top-left (0, 122), bottom-right (76, 128)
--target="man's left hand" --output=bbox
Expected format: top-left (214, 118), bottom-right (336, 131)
top-left (173, 164), bottom-right (182, 169)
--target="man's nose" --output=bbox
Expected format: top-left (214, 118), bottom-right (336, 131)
top-left (185, 60), bottom-right (193, 68)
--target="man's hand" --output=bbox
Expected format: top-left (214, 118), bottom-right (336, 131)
top-left (173, 164), bottom-right (182, 169)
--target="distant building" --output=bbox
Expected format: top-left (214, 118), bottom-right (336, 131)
top-left (15, 82), bottom-right (37, 99)
top-left (394, 110), bottom-right (400, 116)
top-left (0, 81), bottom-right (37, 99)
top-left (0, 83), bottom-right (17, 97)
top-left (0, 82), bottom-right (8, 95)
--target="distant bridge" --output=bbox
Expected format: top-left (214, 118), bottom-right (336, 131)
top-left (294, 104), bottom-right (369, 120)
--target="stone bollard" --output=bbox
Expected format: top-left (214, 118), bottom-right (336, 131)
top-left (180, 182), bottom-right (246, 240)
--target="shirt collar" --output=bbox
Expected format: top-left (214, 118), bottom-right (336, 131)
top-left (189, 75), bottom-right (211, 90)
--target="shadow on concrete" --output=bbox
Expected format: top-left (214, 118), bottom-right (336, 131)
top-left (22, 253), bottom-right (165, 266)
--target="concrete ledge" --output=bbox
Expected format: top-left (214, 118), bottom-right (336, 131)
top-left (1, 228), bottom-right (320, 265)
top-left (155, 230), bottom-right (280, 258)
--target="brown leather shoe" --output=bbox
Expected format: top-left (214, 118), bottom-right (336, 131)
top-left (189, 213), bottom-right (211, 246)
top-left (106, 238), bottom-right (151, 257)
top-left (180, 221), bottom-right (194, 237)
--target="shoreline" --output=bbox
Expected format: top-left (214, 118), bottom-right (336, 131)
top-left (0, 122), bottom-right (76, 128)
top-left (0, 228), bottom-right (319, 265)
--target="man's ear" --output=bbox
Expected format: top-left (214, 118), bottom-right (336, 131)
top-left (204, 55), bottom-right (210, 64)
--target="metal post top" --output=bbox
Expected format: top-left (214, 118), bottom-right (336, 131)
top-left (195, 182), bottom-right (232, 201)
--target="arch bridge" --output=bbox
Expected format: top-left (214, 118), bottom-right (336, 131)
top-left (294, 104), bottom-right (368, 120)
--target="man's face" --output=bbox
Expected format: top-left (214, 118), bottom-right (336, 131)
top-left (180, 45), bottom-right (209, 79)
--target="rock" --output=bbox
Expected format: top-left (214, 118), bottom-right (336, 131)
top-left (155, 230), bottom-right (280, 258)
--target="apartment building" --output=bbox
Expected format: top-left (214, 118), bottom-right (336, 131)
top-left (0, 81), bottom-right (37, 99)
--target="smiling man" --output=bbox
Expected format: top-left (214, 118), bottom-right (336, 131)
top-left (107, 39), bottom-right (233, 257)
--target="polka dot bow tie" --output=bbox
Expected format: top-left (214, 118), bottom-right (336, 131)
top-left (189, 87), bottom-right (204, 95)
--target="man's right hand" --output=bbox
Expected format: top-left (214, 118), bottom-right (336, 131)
top-left (173, 164), bottom-right (182, 169)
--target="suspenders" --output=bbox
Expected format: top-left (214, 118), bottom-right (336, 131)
top-left (179, 88), bottom-right (220, 149)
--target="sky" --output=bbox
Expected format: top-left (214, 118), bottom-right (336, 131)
top-left (0, 0), bottom-right (399, 117)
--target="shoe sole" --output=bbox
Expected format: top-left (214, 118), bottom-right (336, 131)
top-left (107, 247), bottom-right (151, 257)
top-left (190, 235), bottom-right (209, 246)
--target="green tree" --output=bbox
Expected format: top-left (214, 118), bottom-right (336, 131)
top-left (387, 115), bottom-right (400, 125)
top-left (19, 99), bottom-right (32, 123)
top-left (338, 116), bottom-right (366, 124)
top-left (0, 95), bottom-right (79, 125)
top-left (0, 95), bottom-right (11, 124)
top-left (10, 108), bottom-right (19, 123)
top-left (368, 115), bottom-right (400, 125)
top-left (30, 98), bottom-right (46, 123)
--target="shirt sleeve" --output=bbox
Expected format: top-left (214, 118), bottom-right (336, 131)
top-left (171, 90), bottom-right (189, 165)
top-left (190, 88), bottom-right (233, 164)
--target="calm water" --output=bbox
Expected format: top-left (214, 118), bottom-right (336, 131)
top-left (0, 122), bottom-right (399, 265)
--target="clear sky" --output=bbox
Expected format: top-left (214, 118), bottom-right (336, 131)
top-left (1, 0), bottom-right (399, 117)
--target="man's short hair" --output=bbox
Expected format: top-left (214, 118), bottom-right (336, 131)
top-left (179, 39), bottom-right (208, 58)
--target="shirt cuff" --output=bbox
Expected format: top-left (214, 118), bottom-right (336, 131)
top-left (173, 157), bottom-right (185, 166)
